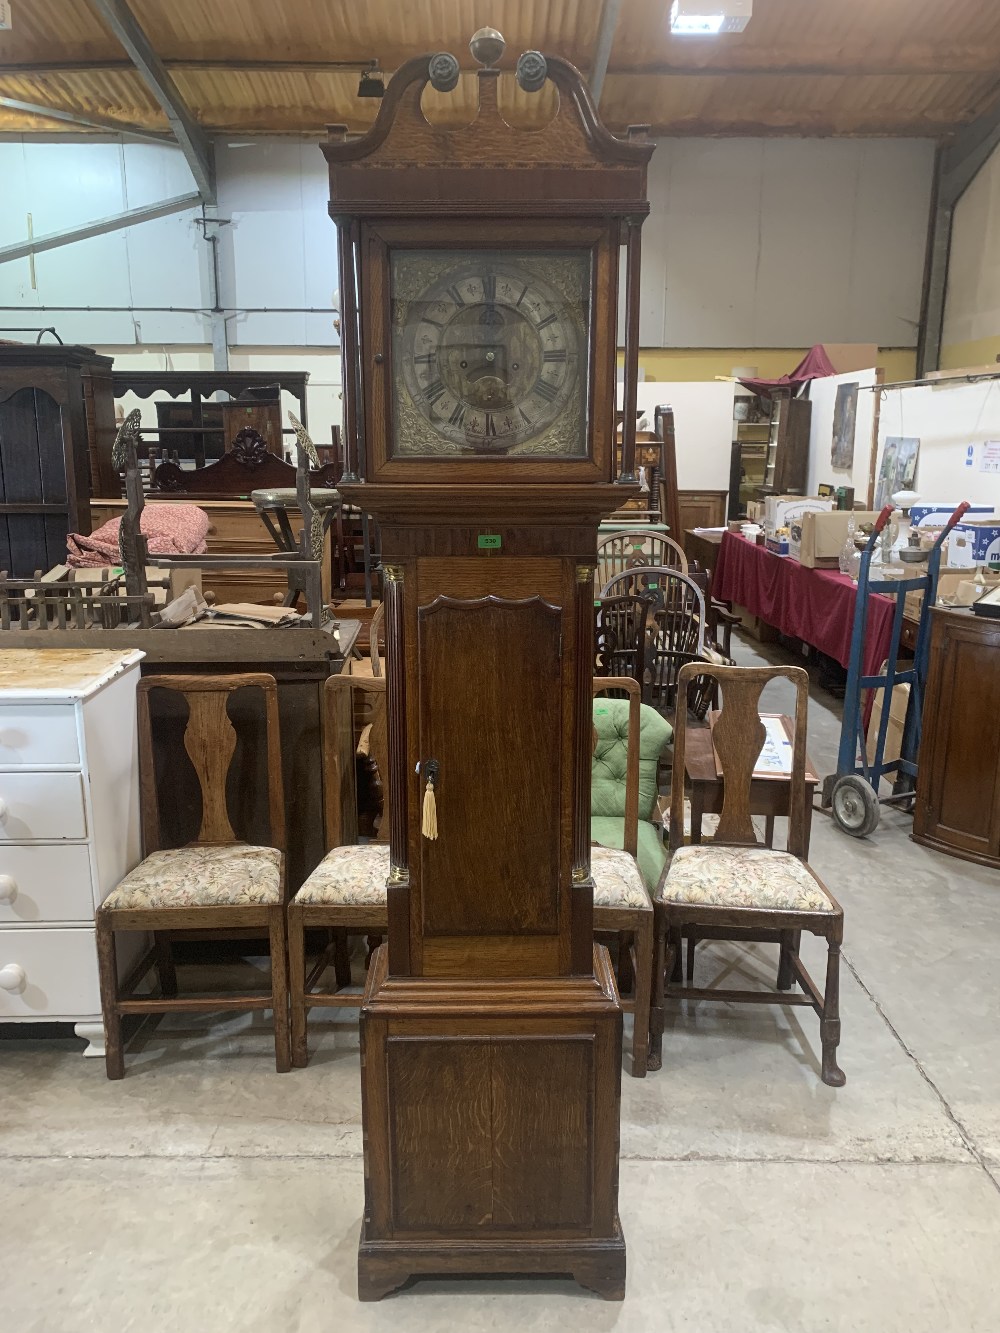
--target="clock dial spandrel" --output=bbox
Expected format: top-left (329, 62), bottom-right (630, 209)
top-left (391, 249), bottom-right (591, 458)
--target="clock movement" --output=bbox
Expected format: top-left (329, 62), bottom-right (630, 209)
top-left (324, 25), bottom-right (653, 1300)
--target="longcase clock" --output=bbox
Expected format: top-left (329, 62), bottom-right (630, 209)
top-left (324, 26), bottom-right (653, 1301)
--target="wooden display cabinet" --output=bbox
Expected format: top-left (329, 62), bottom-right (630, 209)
top-left (913, 607), bottom-right (1000, 869)
top-left (0, 344), bottom-right (117, 573)
top-left (325, 27), bottom-right (652, 1300)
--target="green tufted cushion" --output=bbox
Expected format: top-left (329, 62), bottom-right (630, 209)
top-left (591, 816), bottom-right (667, 891)
top-left (591, 698), bottom-right (672, 821)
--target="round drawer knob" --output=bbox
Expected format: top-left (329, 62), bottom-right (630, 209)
top-left (0, 874), bottom-right (16, 903)
top-left (0, 963), bottom-right (26, 992)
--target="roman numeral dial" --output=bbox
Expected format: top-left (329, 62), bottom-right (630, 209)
top-left (392, 250), bottom-right (590, 459)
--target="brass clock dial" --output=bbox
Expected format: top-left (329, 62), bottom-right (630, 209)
top-left (390, 249), bottom-right (591, 458)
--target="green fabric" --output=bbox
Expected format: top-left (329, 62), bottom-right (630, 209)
top-left (591, 698), bottom-right (672, 821)
top-left (591, 816), bottom-right (667, 890)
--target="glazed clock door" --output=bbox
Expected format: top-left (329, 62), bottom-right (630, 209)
top-left (360, 220), bottom-right (619, 483)
top-left (410, 559), bottom-right (573, 978)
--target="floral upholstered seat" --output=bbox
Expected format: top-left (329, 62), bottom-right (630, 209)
top-left (102, 844), bottom-right (282, 910)
top-left (294, 843), bottom-right (390, 905)
top-left (658, 844), bottom-right (833, 913)
top-left (590, 845), bottom-right (652, 909)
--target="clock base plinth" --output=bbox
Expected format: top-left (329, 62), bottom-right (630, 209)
top-left (357, 1216), bottom-right (627, 1302)
top-left (357, 946), bottom-right (626, 1302)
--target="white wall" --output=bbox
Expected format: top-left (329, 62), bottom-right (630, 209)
top-left (942, 142), bottom-right (1000, 350)
top-left (621, 380), bottom-right (736, 491)
top-left (0, 137), bottom-right (340, 350)
top-left (806, 368), bottom-right (880, 501)
top-left (624, 137), bottom-right (934, 350)
top-left (2, 134), bottom-right (932, 358)
top-left (875, 377), bottom-right (1000, 509)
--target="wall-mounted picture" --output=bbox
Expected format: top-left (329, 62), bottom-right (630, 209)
top-left (875, 435), bottom-right (920, 509)
top-left (831, 381), bottom-right (859, 470)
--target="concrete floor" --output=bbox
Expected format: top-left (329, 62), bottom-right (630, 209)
top-left (3, 631), bottom-right (1000, 1332)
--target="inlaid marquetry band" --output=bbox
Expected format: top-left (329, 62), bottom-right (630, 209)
top-left (576, 564), bottom-right (595, 583)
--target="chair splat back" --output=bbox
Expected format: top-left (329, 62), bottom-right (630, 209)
top-left (669, 662), bottom-right (810, 856)
top-left (137, 673), bottom-right (285, 854)
top-left (323, 674), bottom-right (389, 850)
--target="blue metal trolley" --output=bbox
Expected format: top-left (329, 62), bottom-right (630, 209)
top-left (824, 500), bottom-right (971, 837)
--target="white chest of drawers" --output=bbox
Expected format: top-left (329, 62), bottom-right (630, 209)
top-left (0, 648), bottom-right (144, 1056)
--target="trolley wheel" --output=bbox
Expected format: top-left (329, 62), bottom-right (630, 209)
top-left (831, 775), bottom-right (881, 838)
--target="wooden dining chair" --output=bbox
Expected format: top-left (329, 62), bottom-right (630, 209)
top-left (95, 674), bottom-right (290, 1079)
top-left (650, 662), bottom-right (846, 1087)
top-left (288, 674), bottom-right (389, 1067)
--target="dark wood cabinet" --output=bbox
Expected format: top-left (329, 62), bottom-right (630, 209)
top-left (0, 344), bottom-right (115, 574)
top-left (677, 488), bottom-right (729, 533)
top-left (761, 393), bottom-right (811, 496)
top-left (325, 29), bottom-right (652, 1300)
top-left (913, 608), bottom-right (1000, 869)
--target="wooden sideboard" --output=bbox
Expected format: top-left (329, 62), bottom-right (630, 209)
top-left (913, 607), bottom-right (1000, 870)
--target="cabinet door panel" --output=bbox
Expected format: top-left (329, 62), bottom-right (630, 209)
top-left (416, 595), bottom-right (562, 937)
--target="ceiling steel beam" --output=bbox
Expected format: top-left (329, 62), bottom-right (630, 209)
top-left (87, 0), bottom-right (215, 200)
top-left (590, 0), bottom-right (623, 104)
top-left (0, 95), bottom-right (172, 142)
top-left (0, 192), bottom-right (202, 266)
top-left (940, 83), bottom-right (1000, 203)
top-left (917, 89), bottom-right (1000, 376)
top-left (3, 58), bottom-right (998, 78)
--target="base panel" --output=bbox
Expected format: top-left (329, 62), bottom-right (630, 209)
top-left (358, 1217), bottom-right (627, 1301)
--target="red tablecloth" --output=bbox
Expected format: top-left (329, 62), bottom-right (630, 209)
top-left (713, 531), bottom-right (895, 679)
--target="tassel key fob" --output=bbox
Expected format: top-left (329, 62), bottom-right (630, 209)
top-left (421, 759), bottom-right (440, 840)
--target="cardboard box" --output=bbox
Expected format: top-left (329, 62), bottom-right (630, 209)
top-left (953, 519), bottom-right (1000, 567)
top-left (866, 664), bottom-right (910, 766)
top-left (732, 603), bottom-right (779, 644)
top-left (789, 509), bottom-right (879, 568)
top-left (765, 535), bottom-right (789, 556)
top-left (764, 495), bottom-right (835, 537)
top-left (910, 503), bottom-right (993, 529)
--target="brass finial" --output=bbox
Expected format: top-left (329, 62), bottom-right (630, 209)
top-left (469, 26), bottom-right (505, 68)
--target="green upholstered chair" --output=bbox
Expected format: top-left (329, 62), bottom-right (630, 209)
top-left (592, 690), bottom-right (673, 890)
top-left (590, 678), bottom-right (672, 1077)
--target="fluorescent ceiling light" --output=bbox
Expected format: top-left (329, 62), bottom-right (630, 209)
top-left (670, 0), bottom-right (752, 34)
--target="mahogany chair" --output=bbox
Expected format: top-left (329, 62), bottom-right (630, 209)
top-left (95, 674), bottom-right (290, 1079)
top-left (650, 662), bottom-right (846, 1087)
top-left (596, 527), bottom-right (688, 591)
top-left (591, 677), bottom-right (671, 1077)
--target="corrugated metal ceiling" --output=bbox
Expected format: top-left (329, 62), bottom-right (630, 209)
top-left (0, 0), bottom-right (998, 138)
